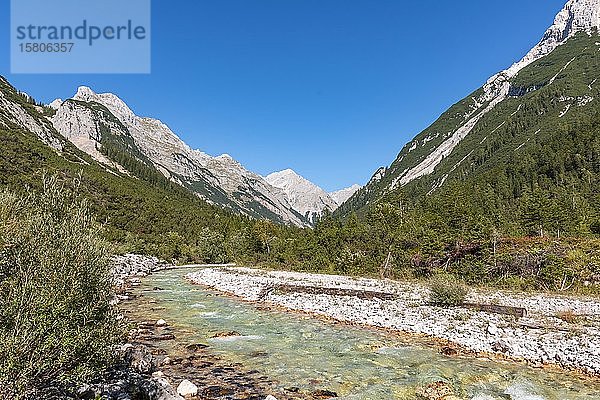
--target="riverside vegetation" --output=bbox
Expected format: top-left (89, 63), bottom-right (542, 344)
top-left (0, 176), bottom-right (122, 399)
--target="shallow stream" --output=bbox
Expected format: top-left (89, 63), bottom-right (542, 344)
top-left (128, 269), bottom-right (600, 399)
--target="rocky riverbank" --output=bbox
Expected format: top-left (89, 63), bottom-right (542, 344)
top-left (112, 255), bottom-right (297, 400)
top-left (187, 267), bottom-right (600, 376)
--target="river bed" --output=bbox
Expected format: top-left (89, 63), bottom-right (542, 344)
top-left (127, 269), bottom-right (600, 400)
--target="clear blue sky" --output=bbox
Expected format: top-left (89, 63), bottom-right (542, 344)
top-left (1, 0), bottom-right (566, 191)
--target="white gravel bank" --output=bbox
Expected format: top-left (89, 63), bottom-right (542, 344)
top-left (187, 267), bottom-right (600, 375)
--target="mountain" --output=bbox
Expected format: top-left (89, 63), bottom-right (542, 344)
top-left (50, 87), bottom-right (309, 227)
top-left (0, 75), bottom-right (270, 264)
top-left (340, 0), bottom-right (600, 215)
top-left (0, 77), bottom-right (65, 150)
top-left (265, 169), bottom-right (337, 224)
top-left (265, 169), bottom-right (361, 224)
top-left (329, 184), bottom-right (361, 205)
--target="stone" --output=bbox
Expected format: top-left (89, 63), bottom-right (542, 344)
top-left (487, 323), bottom-right (499, 336)
top-left (185, 343), bottom-right (209, 352)
top-left (150, 377), bottom-right (185, 400)
top-left (492, 340), bottom-right (510, 353)
top-left (265, 396), bottom-right (278, 400)
top-left (156, 319), bottom-right (168, 327)
top-left (126, 346), bottom-right (154, 374)
top-left (440, 346), bottom-right (458, 356)
top-left (416, 381), bottom-right (454, 400)
top-left (176, 380), bottom-right (198, 397)
top-left (210, 331), bottom-right (241, 338)
top-left (201, 386), bottom-right (235, 397)
top-left (312, 389), bottom-right (338, 398)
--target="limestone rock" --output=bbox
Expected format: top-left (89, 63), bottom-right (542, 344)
top-left (177, 379), bottom-right (199, 398)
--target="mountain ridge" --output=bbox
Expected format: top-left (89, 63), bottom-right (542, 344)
top-left (50, 86), bottom-right (316, 226)
top-left (340, 0), bottom-right (600, 215)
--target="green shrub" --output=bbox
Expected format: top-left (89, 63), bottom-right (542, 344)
top-left (428, 274), bottom-right (468, 307)
top-left (0, 177), bottom-right (123, 398)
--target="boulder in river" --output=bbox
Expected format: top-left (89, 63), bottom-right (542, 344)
top-left (177, 379), bottom-right (198, 397)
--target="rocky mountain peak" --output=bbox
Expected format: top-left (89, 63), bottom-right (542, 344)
top-left (75, 86), bottom-right (96, 99)
top-left (73, 86), bottom-right (136, 123)
top-left (485, 0), bottom-right (600, 100)
top-left (49, 85), bottom-right (311, 227)
top-left (48, 99), bottom-right (63, 110)
top-left (329, 184), bottom-right (361, 206)
top-left (265, 169), bottom-right (340, 224)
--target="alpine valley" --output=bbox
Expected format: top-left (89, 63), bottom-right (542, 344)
top-left (4, 0), bottom-right (600, 399)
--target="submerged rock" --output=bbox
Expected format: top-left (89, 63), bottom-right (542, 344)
top-left (210, 331), bottom-right (241, 338)
top-left (416, 381), bottom-right (455, 400)
top-left (185, 343), bottom-right (209, 352)
top-left (311, 389), bottom-right (338, 398)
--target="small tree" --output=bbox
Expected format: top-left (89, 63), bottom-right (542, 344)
top-left (428, 274), bottom-right (468, 308)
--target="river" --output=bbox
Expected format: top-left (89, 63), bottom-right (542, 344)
top-left (126, 269), bottom-right (600, 400)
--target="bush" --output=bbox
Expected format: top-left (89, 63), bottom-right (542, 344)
top-left (0, 177), bottom-right (123, 398)
top-left (428, 274), bottom-right (468, 307)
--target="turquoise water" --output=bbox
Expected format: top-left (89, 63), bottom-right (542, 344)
top-left (132, 269), bottom-right (600, 399)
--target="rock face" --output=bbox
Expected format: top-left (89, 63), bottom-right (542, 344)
top-left (50, 86), bottom-right (310, 227)
top-left (329, 184), bottom-right (361, 206)
top-left (266, 169), bottom-right (361, 223)
top-left (51, 98), bottom-right (126, 170)
top-left (0, 77), bottom-right (63, 150)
